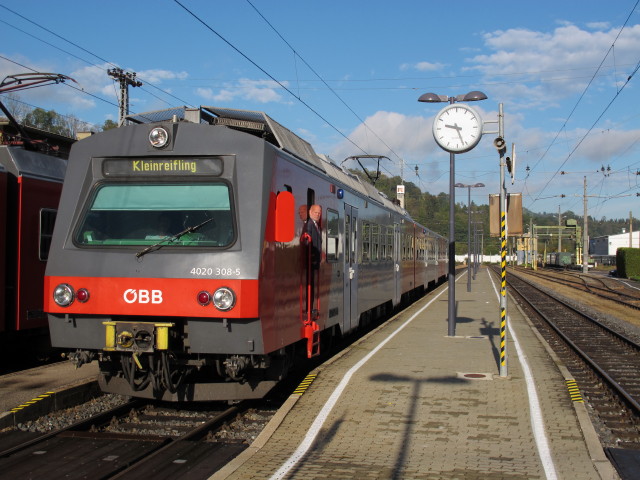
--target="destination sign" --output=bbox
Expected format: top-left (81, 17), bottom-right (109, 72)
top-left (102, 157), bottom-right (223, 177)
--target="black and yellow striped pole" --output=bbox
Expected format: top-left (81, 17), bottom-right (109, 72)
top-left (499, 202), bottom-right (508, 375)
top-left (495, 104), bottom-right (509, 378)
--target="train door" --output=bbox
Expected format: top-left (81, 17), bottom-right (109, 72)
top-left (343, 204), bottom-right (358, 332)
top-left (394, 223), bottom-right (401, 305)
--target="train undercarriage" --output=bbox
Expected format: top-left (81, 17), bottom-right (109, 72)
top-left (68, 347), bottom-right (294, 402)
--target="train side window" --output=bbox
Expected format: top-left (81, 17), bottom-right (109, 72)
top-left (411, 234), bottom-right (416, 260)
top-left (386, 226), bottom-right (394, 260)
top-left (39, 208), bottom-right (57, 261)
top-left (326, 209), bottom-right (339, 263)
top-left (371, 223), bottom-right (379, 262)
top-left (361, 222), bottom-right (370, 263)
top-left (381, 226), bottom-right (387, 260)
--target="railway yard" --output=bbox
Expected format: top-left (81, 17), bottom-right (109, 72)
top-left (1, 266), bottom-right (640, 479)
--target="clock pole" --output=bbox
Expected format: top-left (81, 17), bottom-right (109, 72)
top-left (447, 147), bottom-right (456, 336)
top-left (419, 91), bottom-right (487, 337)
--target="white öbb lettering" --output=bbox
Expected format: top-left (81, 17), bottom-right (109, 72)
top-left (123, 289), bottom-right (163, 304)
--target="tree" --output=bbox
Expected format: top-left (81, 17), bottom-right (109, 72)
top-left (102, 119), bottom-right (118, 131)
top-left (23, 107), bottom-right (72, 137)
top-left (0, 93), bottom-right (30, 122)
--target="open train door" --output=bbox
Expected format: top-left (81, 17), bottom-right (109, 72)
top-left (343, 204), bottom-right (358, 332)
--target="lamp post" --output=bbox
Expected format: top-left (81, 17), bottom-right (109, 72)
top-left (455, 183), bottom-right (484, 292)
top-left (473, 220), bottom-right (483, 277)
top-left (419, 91), bottom-right (487, 336)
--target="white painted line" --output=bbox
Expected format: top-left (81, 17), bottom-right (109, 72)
top-left (488, 269), bottom-right (558, 480)
top-left (617, 278), bottom-right (640, 291)
top-left (269, 281), bottom-right (452, 479)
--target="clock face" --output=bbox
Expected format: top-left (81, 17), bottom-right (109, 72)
top-left (432, 104), bottom-right (483, 153)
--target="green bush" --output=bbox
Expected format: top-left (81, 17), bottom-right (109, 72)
top-left (616, 248), bottom-right (640, 278)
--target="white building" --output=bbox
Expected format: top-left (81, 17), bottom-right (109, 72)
top-left (590, 231), bottom-right (640, 256)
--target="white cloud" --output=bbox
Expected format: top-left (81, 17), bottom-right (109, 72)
top-left (468, 24), bottom-right (640, 103)
top-left (195, 78), bottom-right (286, 104)
top-left (574, 127), bottom-right (640, 163)
top-left (330, 111), bottom-right (436, 172)
top-left (400, 61), bottom-right (445, 72)
top-left (136, 69), bottom-right (188, 84)
top-left (586, 21), bottom-right (610, 30)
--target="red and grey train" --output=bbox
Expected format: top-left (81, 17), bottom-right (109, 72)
top-left (0, 119), bottom-right (73, 365)
top-left (44, 106), bottom-right (447, 401)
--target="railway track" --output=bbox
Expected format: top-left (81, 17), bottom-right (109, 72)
top-left (0, 398), bottom-right (272, 479)
top-left (498, 267), bottom-right (640, 455)
top-left (515, 266), bottom-right (640, 310)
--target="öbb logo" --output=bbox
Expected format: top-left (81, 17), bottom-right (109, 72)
top-left (123, 289), bottom-right (163, 304)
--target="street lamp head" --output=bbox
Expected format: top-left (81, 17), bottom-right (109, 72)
top-left (418, 92), bottom-right (449, 103)
top-left (454, 183), bottom-right (466, 188)
top-left (473, 183), bottom-right (485, 188)
top-left (457, 91), bottom-right (488, 102)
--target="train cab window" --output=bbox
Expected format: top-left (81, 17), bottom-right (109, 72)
top-left (39, 208), bottom-right (57, 261)
top-left (74, 183), bottom-right (234, 248)
top-left (326, 209), bottom-right (339, 263)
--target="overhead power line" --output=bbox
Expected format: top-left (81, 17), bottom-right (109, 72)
top-left (0, 4), bottom-right (192, 113)
top-left (172, 0), bottom-right (375, 162)
top-left (528, 0), bottom-right (640, 207)
top-left (245, 0), bottom-right (406, 177)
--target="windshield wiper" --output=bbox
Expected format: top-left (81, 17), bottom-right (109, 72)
top-left (136, 218), bottom-right (213, 258)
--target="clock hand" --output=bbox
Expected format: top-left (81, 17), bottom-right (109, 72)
top-left (445, 122), bottom-right (465, 143)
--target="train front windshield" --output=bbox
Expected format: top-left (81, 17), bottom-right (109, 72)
top-left (75, 183), bottom-right (234, 247)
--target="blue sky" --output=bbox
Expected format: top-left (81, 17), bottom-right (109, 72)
top-left (2, 1), bottom-right (640, 222)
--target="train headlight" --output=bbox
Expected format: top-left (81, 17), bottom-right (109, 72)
top-left (212, 287), bottom-right (235, 311)
top-left (149, 127), bottom-right (169, 148)
top-left (53, 283), bottom-right (75, 307)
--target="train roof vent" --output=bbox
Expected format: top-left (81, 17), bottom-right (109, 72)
top-left (126, 106), bottom-right (326, 171)
top-left (202, 106), bottom-right (326, 172)
top-left (126, 106), bottom-right (214, 125)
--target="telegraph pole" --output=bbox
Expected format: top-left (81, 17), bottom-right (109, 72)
top-left (108, 68), bottom-right (142, 126)
top-left (558, 205), bottom-right (562, 252)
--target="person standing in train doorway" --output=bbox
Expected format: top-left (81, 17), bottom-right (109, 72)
top-left (303, 204), bottom-right (322, 317)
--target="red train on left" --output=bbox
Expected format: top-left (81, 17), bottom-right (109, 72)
top-left (0, 84), bottom-right (75, 366)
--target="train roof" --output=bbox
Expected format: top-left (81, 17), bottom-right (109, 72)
top-left (126, 105), bottom-right (327, 172)
top-left (0, 145), bottom-right (67, 182)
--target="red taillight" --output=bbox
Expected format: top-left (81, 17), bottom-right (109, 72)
top-left (76, 288), bottom-right (90, 303)
top-left (197, 291), bottom-right (211, 306)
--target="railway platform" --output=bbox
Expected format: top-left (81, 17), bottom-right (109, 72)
top-left (215, 267), bottom-right (617, 480)
top-left (0, 361), bottom-right (99, 430)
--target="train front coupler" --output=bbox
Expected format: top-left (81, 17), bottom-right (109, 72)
top-left (65, 349), bottom-right (95, 368)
